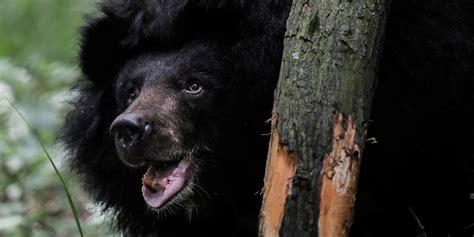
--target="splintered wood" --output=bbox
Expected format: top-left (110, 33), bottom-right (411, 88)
top-left (318, 113), bottom-right (361, 237)
top-left (259, 117), bottom-right (297, 237)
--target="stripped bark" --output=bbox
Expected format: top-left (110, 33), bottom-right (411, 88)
top-left (259, 116), bottom-right (297, 237)
top-left (259, 1), bottom-right (389, 236)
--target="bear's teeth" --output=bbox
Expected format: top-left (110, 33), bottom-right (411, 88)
top-left (141, 160), bottom-right (191, 208)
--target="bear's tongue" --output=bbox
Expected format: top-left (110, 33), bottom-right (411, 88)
top-left (141, 160), bottom-right (190, 208)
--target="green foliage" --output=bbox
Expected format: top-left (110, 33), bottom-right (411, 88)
top-left (0, 0), bottom-right (116, 236)
top-left (0, 0), bottom-right (95, 63)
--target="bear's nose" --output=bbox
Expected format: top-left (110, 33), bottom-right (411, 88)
top-left (110, 114), bottom-right (152, 152)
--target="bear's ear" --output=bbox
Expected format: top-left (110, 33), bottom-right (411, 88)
top-left (78, 0), bottom-right (191, 86)
top-left (79, 15), bottom-right (131, 86)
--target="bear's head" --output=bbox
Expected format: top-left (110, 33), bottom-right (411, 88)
top-left (109, 43), bottom-right (231, 210)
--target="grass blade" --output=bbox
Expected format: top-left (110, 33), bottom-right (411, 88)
top-left (1, 93), bottom-right (84, 237)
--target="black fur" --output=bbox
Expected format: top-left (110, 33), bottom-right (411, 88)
top-left (352, 1), bottom-right (474, 236)
top-left (60, 0), bottom-right (474, 236)
top-left (61, 0), bottom-right (291, 236)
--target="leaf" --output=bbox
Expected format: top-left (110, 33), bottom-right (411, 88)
top-left (0, 93), bottom-right (84, 237)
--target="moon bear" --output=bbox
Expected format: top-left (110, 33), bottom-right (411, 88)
top-left (61, 0), bottom-right (474, 236)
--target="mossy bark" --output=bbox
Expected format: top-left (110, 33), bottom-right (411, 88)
top-left (259, 1), bottom-right (389, 236)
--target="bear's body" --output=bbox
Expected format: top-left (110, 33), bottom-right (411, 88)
top-left (353, 1), bottom-right (474, 236)
top-left (61, 0), bottom-right (474, 236)
top-left (62, 1), bottom-right (291, 236)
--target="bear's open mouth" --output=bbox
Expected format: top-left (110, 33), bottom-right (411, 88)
top-left (141, 159), bottom-right (191, 208)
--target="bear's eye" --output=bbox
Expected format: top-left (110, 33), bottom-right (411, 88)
top-left (185, 82), bottom-right (202, 94)
top-left (127, 87), bottom-right (139, 104)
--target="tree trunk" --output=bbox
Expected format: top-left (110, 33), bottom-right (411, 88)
top-left (259, 1), bottom-right (389, 237)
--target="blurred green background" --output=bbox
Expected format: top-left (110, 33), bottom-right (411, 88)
top-left (0, 0), bottom-right (115, 236)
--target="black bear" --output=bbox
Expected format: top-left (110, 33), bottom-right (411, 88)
top-left (61, 0), bottom-right (291, 236)
top-left (60, 0), bottom-right (474, 236)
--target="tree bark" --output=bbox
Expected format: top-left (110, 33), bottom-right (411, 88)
top-left (259, 1), bottom-right (389, 237)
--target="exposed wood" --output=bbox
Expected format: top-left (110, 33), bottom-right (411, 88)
top-left (259, 0), bottom-right (389, 236)
top-left (260, 116), bottom-right (298, 237)
top-left (318, 113), bottom-right (360, 236)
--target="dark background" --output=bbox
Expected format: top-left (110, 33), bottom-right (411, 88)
top-left (352, 1), bottom-right (474, 236)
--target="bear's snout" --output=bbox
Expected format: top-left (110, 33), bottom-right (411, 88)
top-left (110, 113), bottom-right (153, 166)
